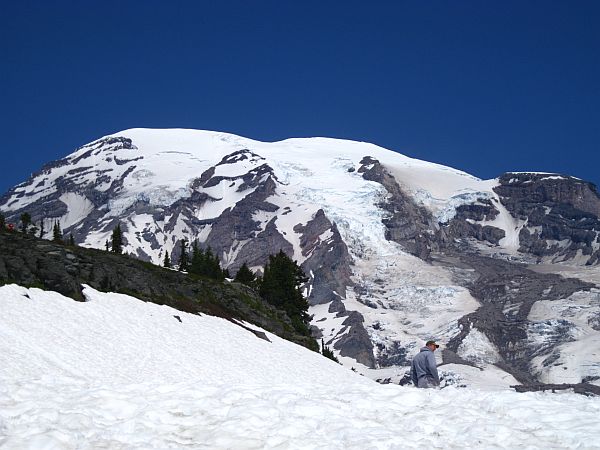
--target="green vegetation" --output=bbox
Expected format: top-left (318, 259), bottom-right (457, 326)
top-left (258, 250), bottom-right (312, 336)
top-left (52, 221), bottom-right (63, 243)
top-left (234, 262), bottom-right (256, 286)
top-left (20, 212), bottom-right (31, 233)
top-left (321, 339), bottom-right (339, 363)
top-left (178, 239), bottom-right (189, 272)
top-left (111, 223), bottom-right (123, 254)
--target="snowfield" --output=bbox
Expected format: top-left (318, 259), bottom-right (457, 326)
top-left (1, 285), bottom-right (600, 449)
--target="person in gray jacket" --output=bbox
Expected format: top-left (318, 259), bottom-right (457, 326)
top-left (410, 340), bottom-right (440, 388)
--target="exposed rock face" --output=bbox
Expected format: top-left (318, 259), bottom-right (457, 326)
top-left (358, 157), bottom-right (439, 259)
top-left (440, 252), bottom-right (595, 383)
top-left (295, 209), bottom-right (354, 306)
top-left (442, 199), bottom-right (506, 246)
top-left (494, 173), bottom-right (600, 264)
top-left (333, 311), bottom-right (376, 368)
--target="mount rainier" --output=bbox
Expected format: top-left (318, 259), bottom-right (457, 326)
top-left (2, 128), bottom-right (600, 387)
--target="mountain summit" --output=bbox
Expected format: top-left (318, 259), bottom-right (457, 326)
top-left (1, 128), bottom-right (599, 386)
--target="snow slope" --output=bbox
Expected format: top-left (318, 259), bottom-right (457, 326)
top-left (1, 285), bottom-right (600, 449)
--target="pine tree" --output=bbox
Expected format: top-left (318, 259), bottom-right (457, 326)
top-left (205, 247), bottom-right (224, 281)
top-left (163, 250), bottom-right (171, 268)
top-left (189, 241), bottom-right (202, 274)
top-left (105, 240), bottom-right (110, 251)
top-left (188, 242), bottom-right (225, 280)
top-left (111, 223), bottom-right (123, 254)
top-left (234, 262), bottom-right (256, 286)
top-left (20, 212), bottom-right (31, 233)
top-left (39, 220), bottom-right (45, 238)
top-left (52, 221), bottom-right (63, 243)
top-left (259, 250), bottom-right (311, 335)
top-left (178, 239), bottom-right (189, 272)
top-left (68, 234), bottom-right (75, 246)
top-left (321, 339), bottom-right (339, 363)
top-left (0, 212), bottom-right (5, 231)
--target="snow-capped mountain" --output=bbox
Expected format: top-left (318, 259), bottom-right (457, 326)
top-left (2, 128), bottom-right (600, 386)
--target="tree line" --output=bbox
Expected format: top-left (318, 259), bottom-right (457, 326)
top-left (2, 213), bottom-right (336, 360)
top-left (0, 211), bottom-right (75, 245)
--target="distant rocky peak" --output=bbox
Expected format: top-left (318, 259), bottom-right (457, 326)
top-left (192, 149), bottom-right (276, 193)
top-left (216, 149), bottom-right (265, 166)
top-left (68, 136), bottom-right (139, 164)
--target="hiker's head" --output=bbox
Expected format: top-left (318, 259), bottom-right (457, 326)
top-left (426, 340), bottom-right (440, 351)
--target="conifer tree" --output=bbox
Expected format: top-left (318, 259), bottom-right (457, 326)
top-left (259, 250), bottom-right (311, 335)
top-left (0, 212), bottom-right (5, 231)
top-left (105, 240), bottom-right (110, 251)
top-left (205, 247), bottom-right (224, 280)
top-left (111, 223), bottom-right (123, 254)
top-left (39, 220), bottom-right (45, 238)
top-left (188, 242), bottom-right (225, 280)
top-left (68, 234), bottom-right (75, 246)
top-left (52, 221), bottom-right (63, 243)
top-left (178, 239), bottom-right (189, 272)
top-left (234, 262), bottom-right (256, 286)
top-left (321, 339), bottom-right (339, 363)
top-left (163, 250), bottom-right (171, 268)
top-left (20, 212), bottom-right (31, 233)
top-left (189, 240), bottom-right (202, 274)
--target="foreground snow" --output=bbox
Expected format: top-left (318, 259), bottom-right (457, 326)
top-left (1, 285), bottom-right (600, 449)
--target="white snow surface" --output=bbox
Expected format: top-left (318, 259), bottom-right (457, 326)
top-left (2, 285), bottom-right (600, 449)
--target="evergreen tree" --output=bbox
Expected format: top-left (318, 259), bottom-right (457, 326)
top-left (20, 212), bottom-right (31, 233)
top-left (234, 262), bottom-right (256, 286)
top-left (321, 339), bottom-right (339, 363)
top-left (111, 223), bottom-right (123, 254)
top-left (259, 250), bottom-right (311, 335)
top-left (39, 220), bottom-right (45, 239)
top-left (178, 239), bottom-right (189, 272)
top-left (0, 212), bottom-right (6, 231)
top-left (189, 240), bottom-right (202, 274)
top-left (188, 242), bottom-right (225, 280)
top-left (222, 268), bottom-right (231, 279)
top-left (52, 221), bottom-right (63, 243)
top-left (205, 247), bottom-right (224, 281)
top-left (68, 234), bottom-right (75, 246)
top-left (163, 250), bottom-right (171, 268)
top-left (105, 240), bottom-right (110, 251)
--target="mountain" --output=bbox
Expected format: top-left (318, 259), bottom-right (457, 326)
top-left (1, 128), bottom-right (600, 386)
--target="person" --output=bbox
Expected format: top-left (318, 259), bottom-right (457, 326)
top-left (410, 340), bottom-right (440, 388)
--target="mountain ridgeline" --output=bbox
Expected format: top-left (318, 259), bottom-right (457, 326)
top-left (1, 128), bottom-right (600, 386)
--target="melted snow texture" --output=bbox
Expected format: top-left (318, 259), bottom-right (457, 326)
top-left (1, 285), bottom-right (600, 449)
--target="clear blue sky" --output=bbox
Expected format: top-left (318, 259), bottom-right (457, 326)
top-left (1, 1), bottom-right (599, 194)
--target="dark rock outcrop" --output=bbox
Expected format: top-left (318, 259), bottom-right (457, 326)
top-left (494, 173), bottom-right (600, 264)
top-left (439, 251), bottom-right (595, 383)
top-left (332, 311), bottom-right (376, 368)
top-left (358, 156), bottom-right (439, 259)
top-left (295, 209), bottom-right (354, 306)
